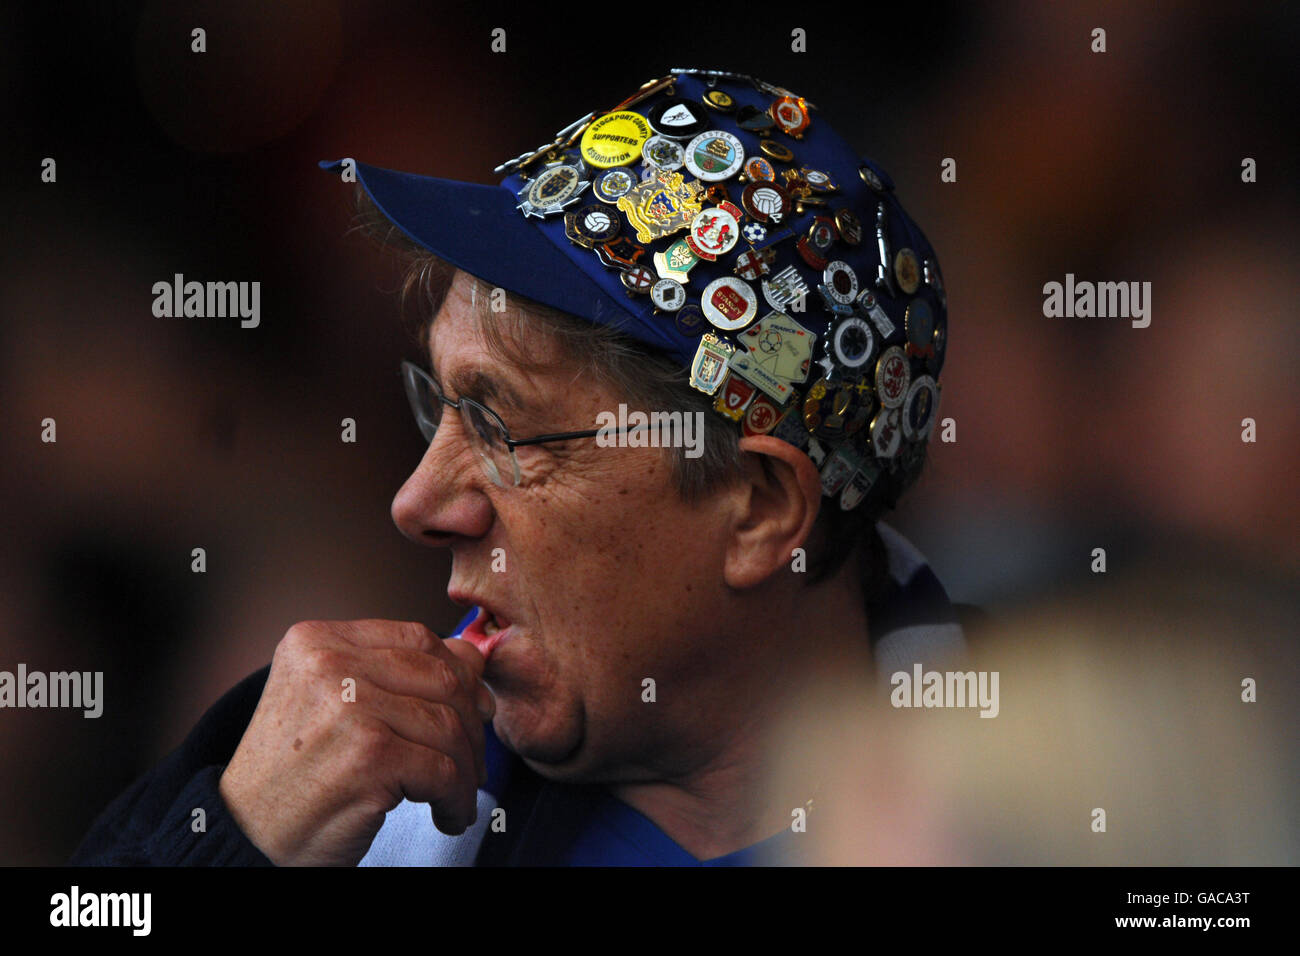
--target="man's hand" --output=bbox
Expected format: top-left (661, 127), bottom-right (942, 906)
top-left (218, 619), bottom-right (495, 866)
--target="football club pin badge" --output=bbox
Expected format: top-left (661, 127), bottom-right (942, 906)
top-left (742, 394), bottom-right (784, 436)
top-left (839, 462), bottom-right (881, 511)
top-left (684, 130), bottom-right (745, 181)
top-left (869, 405), bottom-right (903, 459)
top-left (713, 373), bottom-right (758, 421)
top-left (760, 140), bottom-right (795, 164)
top-left (819, 445), bottom-right (862, 497)
top-left (736, 104), bottom-right (776, 135)
top-left (564, 204), bottom-right (621, 249)
top-left (730, 311), bottom-right (817, 404)
top-left (686, 202), bottom-right (744, 261)
top-left (828, 315), bottom-right (875, 371)
top-left (741, 157), bottom-right (776, 183)
top-left (517, 162), bottom-right (590, 218)
top-left (654, 237), bottom-right (701, 283)
top-left (858, 163), bottom-right (886, 192)
top-left (771, 404), bottom-right (812, 450)
top-left (675, 303), bottom-right (707, 337)
top-left (833, 208), bottom-right (863, 245)
top-left (874, 345), bottom-right (910, 409)
top-left (620, 264), bottom-right (656, 295)
top-left (820, 261), bottom-right (859, 307)
top-left (797, 215), bottom-right (839, 269)
top-left (894, 248), bottom-right (921, 295)
top-left (741, 182), bottom-right (791, 224)
top-left (650, 277), bottom-right (687, 313)
top-left (901, 375), bottom-right (940, 441)
top-left (642, 135), bottom-right (686, 171)
top-left (648, 99), bottom-right (710, 139)
top-left (770, 96), bottom-right (811, 138)
top-left (593, 167), bottom-right (638, 204)
top-left (761, 265), bottom-right (811, 312)
top-left (579, 111), bottom-right (652, 168)
top-left (801, 376), bottom-right (867, 441)
top-left (702, 88), bottom-right (737, 113)
top-left (733, 247), bottom-right (776, 281)
top-left (595, 235), bottom-right (647, 270)
top-left (799, 168), bottom-right (838, 193)
top-left (701, 276), bottom-right (759, 331)
top-left (689, 332), bottom-right (735, 395)
top-left (904, 298), bottom-right (935, 357)
top-left (855, 288), bottom-right (896, 339)
top-left (617, 169), bottom-right (705, 243)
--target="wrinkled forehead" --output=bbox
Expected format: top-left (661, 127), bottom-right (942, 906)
top-left (426, 268), bottom-right (577, 396)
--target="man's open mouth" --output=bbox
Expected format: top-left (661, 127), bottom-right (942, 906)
top-left (460, 605), bottom-right (513, 662)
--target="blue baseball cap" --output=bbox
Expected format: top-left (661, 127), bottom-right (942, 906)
top-left (322, 68), bottom-right (948, 509)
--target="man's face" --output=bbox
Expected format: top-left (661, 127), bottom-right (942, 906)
top-left (391, 270), bottom-right (745, 783)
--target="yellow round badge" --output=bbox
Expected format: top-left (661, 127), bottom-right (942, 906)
top-left (580, 111), bottom-right (652, 169)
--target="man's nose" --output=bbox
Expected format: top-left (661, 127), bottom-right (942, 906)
top-left (391, 418), bottom-right (494, 545)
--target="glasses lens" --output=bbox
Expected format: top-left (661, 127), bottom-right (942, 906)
top-left (460, 400), bottom-right (520, 487)
top-left (401, 363), bottom-right (441, 444)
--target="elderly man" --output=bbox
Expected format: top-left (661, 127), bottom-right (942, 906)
top-left (71, 69), bottom-right (965, 866)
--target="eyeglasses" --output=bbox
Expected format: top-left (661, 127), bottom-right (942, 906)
top-left (401, 361), bottom-right (619, 487)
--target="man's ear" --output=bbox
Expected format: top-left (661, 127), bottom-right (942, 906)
top-left (723, 435), bottom-right (823, 590)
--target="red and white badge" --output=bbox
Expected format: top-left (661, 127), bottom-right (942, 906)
top-left (797, 215), bottom-right (838, 269)
top-left (741, 394), bottom-right (783, 436)
top-left (620, 264), bottom-right (655, 294)
top-left (741, 183), bottom-right (790, 224)
top-left (686, 202), bottom-right (742, 260)
top-left (701, 276), bottom-right (758, 331)
top-left (870, 406), bottom-right (902, 459)
top-left (769, 96), bottom-right (811, 138)
top-left (874, 345), bottom-right (910, 409)
top-left (713, 373), bottom-right (757, 421)
top-left (733, 247), bottom-right (776, 281)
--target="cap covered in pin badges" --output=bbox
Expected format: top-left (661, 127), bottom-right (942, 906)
top-left (321, 69), bottom-right (948, 512)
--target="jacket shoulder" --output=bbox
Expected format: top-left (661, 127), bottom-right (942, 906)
top-left (69, 665), bottom-right (274, 866)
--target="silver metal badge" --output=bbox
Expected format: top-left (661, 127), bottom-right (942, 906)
top-left (761, 265), bottom-right (810, 312)
top-left (650, 278), bottom-right (686, 312)
top-left (855, 289), bottom-right (896, 339)
top-left (830, 316), bottom-right (875, 370)
top-left (516, 162), bottom-right (590, 218)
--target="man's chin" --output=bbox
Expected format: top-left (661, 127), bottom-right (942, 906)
top-left (491, 704), bottom-right (586, 770)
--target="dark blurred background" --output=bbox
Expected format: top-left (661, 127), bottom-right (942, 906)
top-left (1, 1), bottom-right (1296, 864)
